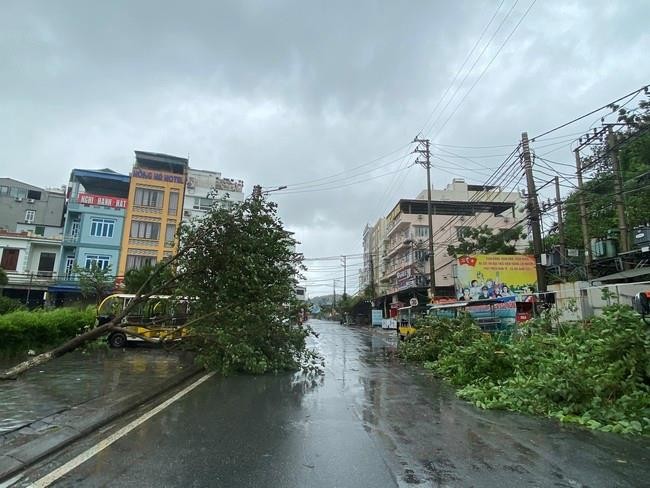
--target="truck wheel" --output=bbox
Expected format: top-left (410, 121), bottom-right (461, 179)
top-left (108, 332), bottom-right (127, 348)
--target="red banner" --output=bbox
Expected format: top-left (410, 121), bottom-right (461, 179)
top-left (77, 193), bottom-right (127, 209)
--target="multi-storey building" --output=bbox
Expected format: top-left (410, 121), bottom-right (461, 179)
top-left (117, 151), bottom-right (188, 277)
top-left (363, 179), bottom-right (528, 312)
top-left (0, 178), bottom-right (65, 232)
top-left (183, 168), bottom-right (244, 222)
top-left (0, 229), bottom-right (63, 306)
top-left (47, 168), bottom-right (130, 303)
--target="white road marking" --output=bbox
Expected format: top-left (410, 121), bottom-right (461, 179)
top-left (29, 372), bottom-right (215, 488)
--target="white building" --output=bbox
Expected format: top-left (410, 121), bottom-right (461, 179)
top-left (0, 229), bottom-right (63, 306)
top-left (183, 169), bottom-right (244, 221)
top-left (363, 179), bottom-right (528, 306)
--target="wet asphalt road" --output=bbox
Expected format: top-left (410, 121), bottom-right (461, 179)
top-left (32, 320), bottom-right (650, 487)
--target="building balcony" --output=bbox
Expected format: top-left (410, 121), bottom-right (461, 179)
top-left (128, 237), bottom-right (160, 247)
top-left (4, 271), bottom-right (61, 289)
top-left (132, 205), bottom-right (163, 215)
top-left (386, 215), bottom-right (410, 237)
top-left (62, 234), bottom-right (80, 245)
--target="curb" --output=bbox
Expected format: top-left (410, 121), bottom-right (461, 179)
top-left (0, 362), bottom-right (205, 483)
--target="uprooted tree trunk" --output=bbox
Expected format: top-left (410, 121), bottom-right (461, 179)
top-left (0, 240), bottom-right (199, 380)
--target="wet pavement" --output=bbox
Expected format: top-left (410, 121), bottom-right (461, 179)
top-left (12, 320), bottom-right (650, 487)
top-left (0, 348), bottom-right (191, 435)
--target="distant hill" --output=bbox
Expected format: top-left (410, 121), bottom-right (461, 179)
top-left (309, 294), bottom-right (336, 306)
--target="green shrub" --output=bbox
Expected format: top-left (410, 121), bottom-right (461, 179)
top-left (0, 296), bottom-right (25, 315)
top-left (400, 305), bottom-right (650, 435)
top-left (0, 307), bottom-right (96, 352)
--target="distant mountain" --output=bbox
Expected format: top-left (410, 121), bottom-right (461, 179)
top-left (309, 294), bottom-right (336, 306)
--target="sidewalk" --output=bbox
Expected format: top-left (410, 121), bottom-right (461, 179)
top-left (0, 349), bottom-right (203, 482)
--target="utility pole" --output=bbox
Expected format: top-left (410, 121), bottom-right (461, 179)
top-left (332, 280), bottom-right (336, 308)
top-left (607, 126), bottom-right (630, 253)
top-left (341, 255), bottom-right (347, 300)
top-left (521, 132), bottom-right (546, 292)
top-left (368, 253), bottom-right (375, 298)
top-left (574, 147), bottom-right (592, 279)
top-left (413, 136), bottom-right (436, 301)
top-left (554, 176), bottom-right (566, 269)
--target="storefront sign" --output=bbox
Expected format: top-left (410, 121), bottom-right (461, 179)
top-left (77, 193), bottom-right (127, 209)
top-left (132, 168), bottom-right (184, 184)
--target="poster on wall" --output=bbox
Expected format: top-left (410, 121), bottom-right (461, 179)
top-left (371, 309), bottom-right (383, 326)
top-left (454, 254), bottom-right (537, 302)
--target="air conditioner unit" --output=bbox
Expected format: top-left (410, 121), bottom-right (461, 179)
top-left (27, 198), bottom-right (35, 204)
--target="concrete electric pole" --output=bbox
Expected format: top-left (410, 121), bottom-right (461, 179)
top-left (341, 255), bottom-right (347, 300)
top-left (521, 132), bottom-right (546, 292)
top-left (607, 126), bottom-right (630, 253)
top-left (413, 136), bottom-right (436, 302)
top-left (554, 176), bottom-right (566, 269)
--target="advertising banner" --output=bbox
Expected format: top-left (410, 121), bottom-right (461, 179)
top-left (454, 254), bottom-right (537, 301)
top-left (77, 193), bottom-right (127, 209)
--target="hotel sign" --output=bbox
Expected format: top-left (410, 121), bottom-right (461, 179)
top-left (78, 193), bottom-right (127, 208)
top-left (132, 168), bottom-right (184, 184)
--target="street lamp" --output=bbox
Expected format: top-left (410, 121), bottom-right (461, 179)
top-left (262, 185), bottom-right (287, 195)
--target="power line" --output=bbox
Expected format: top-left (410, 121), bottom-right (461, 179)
top-left (530, 84), bottom-right (649, 141)
top-left (431, 0), bottom-right (537, 139)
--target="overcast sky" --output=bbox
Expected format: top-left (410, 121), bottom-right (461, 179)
top-left (2, 1), bottom-right (648, 296)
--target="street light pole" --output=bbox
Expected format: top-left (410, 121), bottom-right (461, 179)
top-left (414, 137), bottom-right (435, 302)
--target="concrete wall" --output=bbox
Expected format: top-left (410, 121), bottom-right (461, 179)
top-left (548, 280), bottom-right (650, 321)
top-left (0, 179), bottom-right (65, 231)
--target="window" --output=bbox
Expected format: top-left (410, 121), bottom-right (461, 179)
top-left (165, 223), bottom-right (176, 244)
top-left (85, 254), bottom-right (111, 270)
top-left (10, 187), bottom-right (27, 199)
top-left (168, 191), bottom-right (179, 216)
top-left (414, 226), bottom-right (429, 238)
top-left (0, 186), bottom-right (8, 195)
top-left (70, 221), bottom-right (80, 237)
top-left (35, 225), bottom-right (45, 236)
top-left (134, 188), bottom-right (163, 208)
top-left (414, 250), bottom-right (427, 262)
top-left (1, 248), bottom-right (19, 271)
top-left (90, 218), bottom-right (115, 237)
top-left (25, 210), bottom-right (35, 223)
top-left (64, 256), bottom-right (75, 280)
top-left (131, 221), bottom-right (160, 240)
top-left (126, 254), bottom-right (157, 271)
top-left (193, 197), bottom-right (214, 211)
top-left (37, 252), bottom-right (56, 277)
top-left (27, 190), bottom-right (41, 200)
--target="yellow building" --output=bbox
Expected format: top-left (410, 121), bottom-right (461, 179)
top-left (117, 151), bottom-right (188, 279)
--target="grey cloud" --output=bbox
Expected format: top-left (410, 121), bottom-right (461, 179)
top-left (1, 0), bottom-right (648, 294)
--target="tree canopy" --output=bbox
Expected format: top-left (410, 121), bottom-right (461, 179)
top-left (175, 194), bottom-right (320, 375)
top-left (562, 97), bottom-right (650, 249)
top-left (446, 225), bottom-right (527, 258)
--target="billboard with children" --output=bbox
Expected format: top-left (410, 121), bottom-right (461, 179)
top-left (454, 254), bottom-right (537, 302)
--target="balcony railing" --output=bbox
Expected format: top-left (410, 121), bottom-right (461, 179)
top-left (3, 271), bottom-right (121, 290)
top-left (62, 234), bottom-right (80, 245)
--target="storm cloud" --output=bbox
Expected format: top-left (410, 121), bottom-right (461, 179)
top-left (1, 0), bottom-right (647, 295)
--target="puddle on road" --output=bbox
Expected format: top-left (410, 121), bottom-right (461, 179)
top-left (0, 348), bottom-right (191, 434)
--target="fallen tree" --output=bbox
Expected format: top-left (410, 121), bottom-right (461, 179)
top-left (1, 192), bottom-right (320, 379)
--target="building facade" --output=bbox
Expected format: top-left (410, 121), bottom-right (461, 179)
top-left (0, 178), bottom-right (65, 232)
top-left (183, 168), bottom-right (244, 222)
top-left (0, 230), bottom-right (63, 306)
top-left (48, 169), bottom-right (130, 300)
top-left (363, 179), bottom-right (528, 312)
top-left (117, 151), bottom-right (188, 277)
